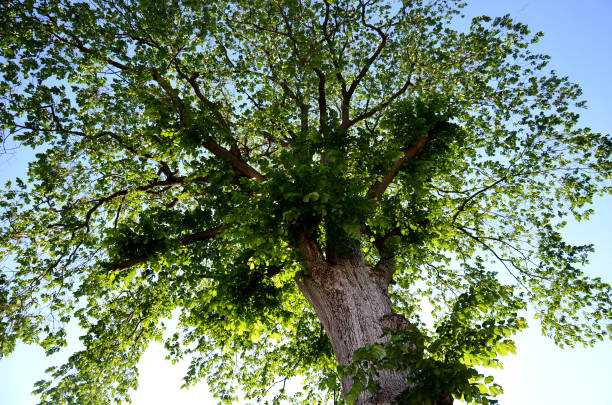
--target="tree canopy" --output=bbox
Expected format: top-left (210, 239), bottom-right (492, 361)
top-left (0, 0), bottom-right (610, 404)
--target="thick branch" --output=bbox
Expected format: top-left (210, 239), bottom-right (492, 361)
top-left (372, 227), bottom-right (402, 254)
top-left (180, 226), bottom-right (225, 245)
top-left (110, 256), bottom-right (148, 271)
top-left (313, 67), bottom-right (328, 134)
top-left (110, 225), bottom-right (224, 271)
top-left (153, 68), bottom-right (264, 182)
top-left (367, 136), bottom-right (430, 200)
top-left (201, 138), bottom-right (266, 182)
top-left (370, 221), bottom-right (428, 286)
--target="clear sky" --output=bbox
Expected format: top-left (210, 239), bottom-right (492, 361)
top-left (1, 1), bottom-right (611, 404)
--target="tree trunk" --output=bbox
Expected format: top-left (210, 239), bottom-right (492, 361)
top-left (295, 241), bottom-right (410, 404)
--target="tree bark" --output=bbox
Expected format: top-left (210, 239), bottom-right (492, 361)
top-left (295, 244), bottom-right (411, 404)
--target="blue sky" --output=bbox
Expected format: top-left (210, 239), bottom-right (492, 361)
top-left (1, 1), bottom-right (611, 404)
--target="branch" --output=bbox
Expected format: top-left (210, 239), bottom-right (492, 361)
top-left (35, 12), bottom-right (130, 71)
top-left (369, 219), bottom-right (429, 286)
top-left (213, 37), bottom-right (301, 106)
top-left (183, 71), bottom-right (231, 131)
top-left (151, 69), bottom-right (185, 116)
top-left (341, 76), bottom-right (413, 131)
top-left (340, 2), bottom-right (388, 127)
top-left (367, 136), bottom-right (430, 201)
top-left (451, 175), bottom-right (510, 225)
top-left (84, 181), bottom-right (180, 231)
top-left (110, 256), bottom-right (148, 272)
top-left (201, 138), bottom-right (266, 182)
top-left (110, 226), bottom-right (224, 271)
top-left (47, 175), bottom-right (205, 232)
top-left (113, 0), bottom-right (162, 50)
top-left (273, 0), bottom-right (308, 65)
top-left (455, 225), bottom-right (530, 292)
top-left (180, 226), bottom-right (225, 245)
top-left (34, 122), bottom-right (176, 176)
top-left (313, 67), bottom-right (328, 134)
top-left (322, 0), bottom-right (348, 94)
top-left (153, 68), bottom-right (265, 182)
top-left (372, 227), bottom-right (402, 254)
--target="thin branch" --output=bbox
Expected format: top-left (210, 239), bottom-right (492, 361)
top-left (342, 76), bottom-right (413, 131)
top-left (322, 0), bottom-right (348, 100)
top-left (455, 225), bottom-right (531, 293)
top-left (81, 178), bottom-right (185, 231)
top-left (340, 2), bottom-right (388, 127)
top-left (451, 175), bottom-right (510, 225)
top-left (47, 176), bottom-right (205, 232)
top-left (182, 71), bottom-right (231, 131)
top-left (35, 12), bottom-right (130, 71)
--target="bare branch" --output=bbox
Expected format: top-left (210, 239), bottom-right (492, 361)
top-left (455, 225), bottom-right (530, 292)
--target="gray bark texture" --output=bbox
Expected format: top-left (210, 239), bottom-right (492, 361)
top-left (295, 236), bottom-right (411, 404)
top-left (295, 233), bottom-right (454, 404)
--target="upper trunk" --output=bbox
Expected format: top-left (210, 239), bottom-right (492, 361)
top-left (295, 239), bottom-right (411, 404)
top-left (295, 235), bottom-right (454, 404)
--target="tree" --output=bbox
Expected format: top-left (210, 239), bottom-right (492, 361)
top-left (0, 0), bottom-right (610, 404)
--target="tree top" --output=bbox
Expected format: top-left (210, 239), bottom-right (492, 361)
top-left (0, 1), bottom-right (610, 403)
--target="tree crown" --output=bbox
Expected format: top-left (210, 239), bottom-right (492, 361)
top-left (0, 0), bottom-right (610, 403)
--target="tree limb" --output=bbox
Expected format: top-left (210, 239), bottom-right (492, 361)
top-left (152, 68), bottom-right (265, 182)
top-left (342, 76), bottom-right (413, 131)
top-left (34, 11), bottom-right (130, 71)
top-left (183, 71), bottom-right (231, 131)
top-left (201, 138), bottom-right (266, 182)
top-left (451, 175), bottom-right (510, 225)
top-left (313, 67), bottom-right (328, 135)
top-left (110, 226), bottom-right (224, 271)
top-left (47, 176), bottom-right (206, 232)
top-left (367, 136), bottom-right (430, 201)
top-left (340, 2), bottom-right (388, 128)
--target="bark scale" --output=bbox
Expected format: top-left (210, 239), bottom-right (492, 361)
top-left (295, 239), bottom-right (411, 404)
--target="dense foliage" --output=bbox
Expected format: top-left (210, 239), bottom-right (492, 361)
top-left (0, 0), bottom-right (610, 403)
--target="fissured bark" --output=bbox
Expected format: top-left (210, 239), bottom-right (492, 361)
top-left (295, 237), bottom-right (411, 404)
